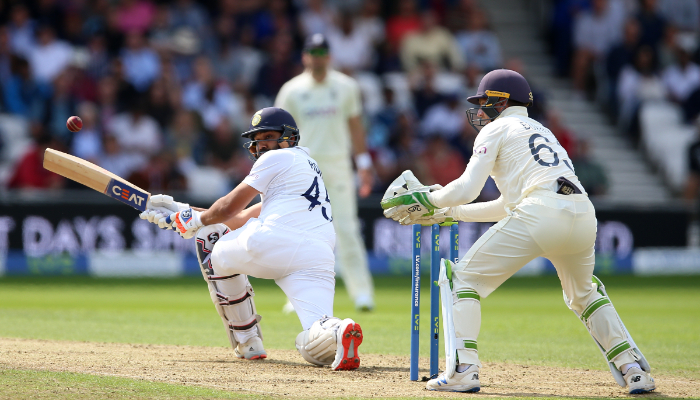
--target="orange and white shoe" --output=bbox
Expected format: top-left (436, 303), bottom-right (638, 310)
top-left (235, 337), bottom-right (267, 360)
top-left (331, 319), bottom-right (363, 370)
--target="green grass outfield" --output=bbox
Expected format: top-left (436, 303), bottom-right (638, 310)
top-left (0, 275), bottom-right (698, 399)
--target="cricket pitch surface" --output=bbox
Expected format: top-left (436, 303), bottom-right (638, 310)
top-left (1, 337), bottom-right (697, 398)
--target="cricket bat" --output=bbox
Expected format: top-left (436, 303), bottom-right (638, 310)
top-left (43, 148), bottom-right (151, 212)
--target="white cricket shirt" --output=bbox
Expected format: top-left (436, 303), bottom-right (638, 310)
top-left (430, 107), bottom-right (585, 210)
top-left (243, 146), bottom-right (335, 234)
top-left (274, 70), bottom-right (362, 161)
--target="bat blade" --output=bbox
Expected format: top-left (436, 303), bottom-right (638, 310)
top-left (43, 148), bottom-right (151, 211)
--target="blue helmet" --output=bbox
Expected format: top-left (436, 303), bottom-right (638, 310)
top-left (241, 107), bottom-right (300, 159)
top-left (465, 69), bottom-right (533, 131)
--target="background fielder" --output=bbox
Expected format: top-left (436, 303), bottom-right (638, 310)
top-left (275, 34), bottom-right (375, 311)
top-left (382, 69), bottom-right (656, 394)
top-left (141, 107), bottom-right (363, 370)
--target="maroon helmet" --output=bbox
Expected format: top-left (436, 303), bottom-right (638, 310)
top-left (466, 69), bottom-right (533, 131)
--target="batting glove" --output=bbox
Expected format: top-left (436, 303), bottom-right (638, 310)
top-left (139, 194), bottom-right (190, 230)
top-left (167, 208), bottom-right (203, 239)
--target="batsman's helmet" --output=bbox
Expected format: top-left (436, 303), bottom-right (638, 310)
top-left (241, 107), bottom-right (300, 159)
top-left (466, 69), bottom-right (532, 131)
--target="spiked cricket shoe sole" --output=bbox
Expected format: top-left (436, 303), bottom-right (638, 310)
top-left (332, 320), bottom-right (362, 370)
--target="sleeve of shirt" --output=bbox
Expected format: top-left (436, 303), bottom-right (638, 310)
top-left (452, 196), bottom-right (507, 222)
top-left (344, 77), bottom-right (362, 118)
top-left (428, 124), bottom-right (504, 208)
top-left (242, 150), bottom-right (295, 195)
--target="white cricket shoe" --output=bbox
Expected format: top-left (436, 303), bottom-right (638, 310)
top-left (355, 295), bottom-right (375, 312)
top-left (426, 365), bottom-right (480, 392)
top-left (625, 367), bottom-right (655, 394)
top-left (234, 337), bottom-right (267, 360)
top-left (332, 319), bottom-right (363, 370)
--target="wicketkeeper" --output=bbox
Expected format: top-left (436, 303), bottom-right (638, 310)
top-left (381, 69), bottom-right (655, 394)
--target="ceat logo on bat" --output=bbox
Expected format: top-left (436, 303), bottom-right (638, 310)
top-left (105, 179), bottom-right (148, 211)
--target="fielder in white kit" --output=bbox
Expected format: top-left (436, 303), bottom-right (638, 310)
top-left (381, 69), bottom-right (656, 394)
top-left (275, 34), bottom-right (375, 311)
top-left (140, 107), bottom-right (363, 370)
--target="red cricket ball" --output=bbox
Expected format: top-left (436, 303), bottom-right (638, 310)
top-left (66, 116), bottom-right (83, 132)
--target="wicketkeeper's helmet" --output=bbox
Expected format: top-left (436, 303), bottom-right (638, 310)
top-left (241, 107), bottom-right (300, 159)
top-left (466, 69), bottom-right (533, 131)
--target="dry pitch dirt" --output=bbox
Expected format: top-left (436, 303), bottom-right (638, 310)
top-left (0, 337), bottom-right (697, 398)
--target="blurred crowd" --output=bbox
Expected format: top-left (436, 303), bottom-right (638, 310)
top-left (550, 0), bottom-right (700, 137)
top-left (0, 0), bottom-right (610, 200)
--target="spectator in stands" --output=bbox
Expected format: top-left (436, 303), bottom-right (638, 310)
top-left (7, 130), bottom-right (64, 189)
top-left (572, 139), bottom-right (608, 196)
top-left (96, 75), bottom-right (119, 130)
top-left (120, 31), bottom-right (160, 92)
top-left (215, 24), bottom-right (264, 91)
top-left (456, 10), bottom-right (502, 73)
top-left (662, 36), bottom-right (700, 106)
top-left (115, 0), bottom-right (156, 34)
top-left (327, 12), bottom-right (374, 73)
top-left (658, 0), bottom-right (699, 33)
top-left (2, 56), bottom-right (37, 118)
top-left (421, 135), bottom-right (466, 187)
top-left (203, 116), bottom-right (251, 183)
top-left (635, 0), bottom-right (666, 49)
top-left (684, 128), bottom-right (700, 207)
top-left (386, 0), bottom-right (421, 51)
top-left (367, 86), bottom-right (402, 150)
top-left (421, 92), bottom-right (466, 142)
top-left (99, 134), bottom-right (143, 179)
top-left (299, 0), bottom-right (336, 36)
top-left (411, 62), bottom-right (445, 119)
top-left (253, 33), bottom-right (301, 100)
top-left (400, 10), bottom-right (464, 73)
top-left (106, 96), bottom-right (162, 168)
top-left (355, 1), bottom-right (385, 46)
top-left (607, 19), bottom-right (642, 106)
top-left (166, 109), bottom-right (205, 165)
top-left (28, 25), bottom-right (73, 85)
top-left (445, 0), bottom-right (480, 33)
top-left (617, 45), bottom-right (666, 138)
top-left (375, 112), bottom-right (427, 186)
top-left (183, 56), bottom-right (242, 131)
top-left (147, 78), bottom-right (175, 129)
top-left (85, 35), bottom-right (111, 81)
top-left (546, 110), bottom-right (578, 158)
top-left (127, 151), bottom-right (187, 192)
top-left (7, 4), bottom-right (35, 59)
top-left (571, 0), bottom-right (620, 98)
top-left (71, 102), bottom-right (102, 163)
top-left (33, 70), bottom-right (77, 144)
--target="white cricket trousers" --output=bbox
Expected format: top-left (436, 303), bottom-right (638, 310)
top-left (317, 157), bottom-right (374, 303)
top-left (451, 190), bottom-right (637, 368)
top-left (210, 219), bottom-right (336, 330)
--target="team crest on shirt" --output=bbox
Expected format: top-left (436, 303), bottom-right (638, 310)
top-left (474, 146), bottom-right (487, 155)
top-left (252, 112), bottom-right (262, 126)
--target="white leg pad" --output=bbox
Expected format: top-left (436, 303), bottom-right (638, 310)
top-left (563, 275), bottom-right (650, 387)
top-left (195, 224), bottom-right (263, 349)
top-left (295, 316), bottom-right (342, 366)
top-left (438, 259), bottom-right (458, 379)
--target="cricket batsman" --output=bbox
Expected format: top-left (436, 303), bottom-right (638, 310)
top-left (381, 69), bottom-right (656, 394)
top-left (274, 34), bottom-right (375, 311)
top-left (140, 107), bottom-right (363, 370)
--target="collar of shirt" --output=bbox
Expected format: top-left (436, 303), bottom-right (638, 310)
top-left (495, 106), bottom-right (528, 121)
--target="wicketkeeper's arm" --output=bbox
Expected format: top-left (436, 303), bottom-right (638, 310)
top-left (428, 154), bottom-right (494, 208)
top-left (452, 196), bottom-right (507, 222)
